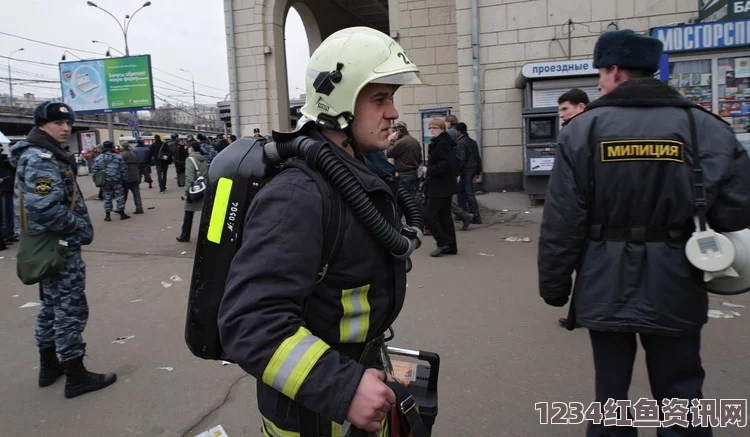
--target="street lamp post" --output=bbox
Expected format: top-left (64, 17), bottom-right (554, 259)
top-left (86, 1), bottom-right (151, 142)
top-left (7, 48), bottom-right (24, 105)
top-left (92, 40), bottom-right (125, 58)
top-left (61, 51), bottom-right (82, 61)
top-left (86, 1), bottom-right (151, 57)
top-left (179, 68), bottom-right (197, 131)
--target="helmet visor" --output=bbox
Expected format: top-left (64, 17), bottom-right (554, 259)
top-left (370, 71), bottom-right (426, 86)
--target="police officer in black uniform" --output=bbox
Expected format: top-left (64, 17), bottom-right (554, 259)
top-left (538, 30), bottom-right (750, 436)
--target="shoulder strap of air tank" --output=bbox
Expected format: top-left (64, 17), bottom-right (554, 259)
top-left (282, 159), bottom-right (345, 284)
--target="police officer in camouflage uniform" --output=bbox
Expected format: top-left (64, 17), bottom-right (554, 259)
top-left (11, 101), bottom-right (116, 398)
top-left (197, 133), bottom-right (217, 164)
top-left (91, 141), bottom-right (130, 221)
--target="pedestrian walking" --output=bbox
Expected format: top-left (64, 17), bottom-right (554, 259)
top-left (92, 141), bottom-right (130, 221)
top-left (150, 134), bottom-right (171, 193)
top-left (176, 143), bottom-right (207, 242)
top-left (119, 142), bottom-right (144, 214)
top-left (133, 139), bottom-right (153, 189)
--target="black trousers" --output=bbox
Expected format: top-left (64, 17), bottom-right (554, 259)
top-left (179, 210), bottom-right (195, 241)
top-left (156, 161), bottom-right (169, 191)
top-left (587, 330), bottom-right (711, 437)
top-left (423, 196), bottom-right (456, 249)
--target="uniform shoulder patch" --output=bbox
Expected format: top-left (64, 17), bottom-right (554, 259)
top-left (39, 152), bottom-right (52, 159)
top-left (34, 178), bottom-right (54, 196)
top-left (600, 139), bottom-right (685, 163)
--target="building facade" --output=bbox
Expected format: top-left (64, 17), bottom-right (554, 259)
top-left (224, 0), bottom-right (750, 191)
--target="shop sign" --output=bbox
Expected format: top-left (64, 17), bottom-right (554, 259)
top-left (521, 60), bottom-right (597, 79)
top-left (700, 0), bottom-right (750, 22)
top-left (653, 18), bottom-right (750, 52)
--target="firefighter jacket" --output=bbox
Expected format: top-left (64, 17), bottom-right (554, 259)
top-left (218, 134), bottom-right (407, 435)
top-left (10, 128), bottom-right (93, 248)
top-left (538, 78), bottom-right (750, 335)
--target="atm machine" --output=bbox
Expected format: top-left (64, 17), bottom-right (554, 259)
top-left (522, 107), bottom-right (559, 204)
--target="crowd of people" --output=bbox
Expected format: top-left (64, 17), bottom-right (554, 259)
top-left (385, 114), bottom-right (482, 257)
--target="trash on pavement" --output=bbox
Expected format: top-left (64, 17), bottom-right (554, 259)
top-left (722, 301), bottom-right (746, 308)
top-left (157, 367), bottom-right (174, 372)
top-left (20, 302), bottom-right (41, 308)
top-left (221, 361), bottom-right (231, 366)
top-left (170, 275), bottom-right (183, 282)
top-left (194, 425), bottom-right (229, 437)
top-left (112, 335), bottom-right (135, 344)
top-left (181, 251), bottom-right (187, 255)
top-left (505, 237), bottom-right (532, 243)
top-left (479, 252), bottom-right (495, 257)
top-left (707, 310), bottom-right (741, 319)
top-left (12, 294), bottom-right (19, 298)
top-left (161, 281), bottom-right (172, 288)
top-left (131, 299), bottom-right (144, 303)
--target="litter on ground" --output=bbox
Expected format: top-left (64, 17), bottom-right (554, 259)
top-left (194, 425), bottom-right (229, 437)
top-left (707, 309), bottom-right (741, 319)
top-left (20, 302), bottom-right (41, 309)
top-left (112, 335), bottom-right (136, 344)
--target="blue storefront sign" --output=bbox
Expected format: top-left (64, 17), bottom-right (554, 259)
top-left (652, 18), bottom-right (750, 52)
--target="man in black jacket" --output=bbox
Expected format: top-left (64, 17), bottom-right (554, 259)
top-left (455, 122), bottom-right (482, 224)
top-left (149, 134), bottom-right (171, 193)
top-left (538, 30), bottom-right (750, 437)
top-left (424, 118), bottom-right (458, 257)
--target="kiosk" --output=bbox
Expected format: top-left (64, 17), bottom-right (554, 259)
top-left (522, 107), bottom-right (559, 204)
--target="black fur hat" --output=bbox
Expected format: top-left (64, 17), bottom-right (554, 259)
top-left (33, 101), bottom-right (76, 126)
top-left (593, 29), bottom-right (663, 73)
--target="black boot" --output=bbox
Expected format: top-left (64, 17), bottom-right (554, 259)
top-left (104, 212), bottom-right (111, 222)
top-left (117, 211), bottom-right (130, 220)
top-left (62, 356), bottom-right (117, 399)
top-left (38, 347), bottom-right (64, 387)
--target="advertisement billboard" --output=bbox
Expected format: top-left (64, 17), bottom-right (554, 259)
top-left (59, 55), bottom-right (155, 115)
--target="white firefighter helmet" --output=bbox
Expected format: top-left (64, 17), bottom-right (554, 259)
top-left (300, 26), bottom-right (425, 130)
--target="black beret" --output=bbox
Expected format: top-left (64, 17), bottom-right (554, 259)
top-left (33, 101), bottom-right (76, 126)
top-left (593, 29), bottom-right (663, 73)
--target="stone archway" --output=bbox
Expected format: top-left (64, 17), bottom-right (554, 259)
top-left (225, 0), bottom-right (390, 136)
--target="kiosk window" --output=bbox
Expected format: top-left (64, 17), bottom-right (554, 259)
top-left (718, 56), bottom-right (750, 153)
top-left (529, 118), bottom-right (555, 142)
top-left (667, 59), bottom-right (712, 112)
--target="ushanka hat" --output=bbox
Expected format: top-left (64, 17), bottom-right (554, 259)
top-left (593, 29), bottom-right (663, 73)
top-left (33, 101), bottom-right (76, 126)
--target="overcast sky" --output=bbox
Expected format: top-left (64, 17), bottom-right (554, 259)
top-left (1, 0), bottom-right (309, 107)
